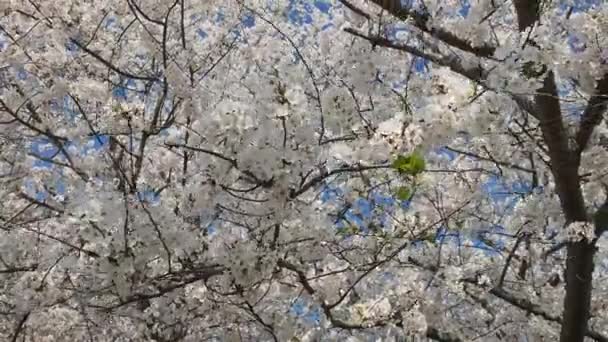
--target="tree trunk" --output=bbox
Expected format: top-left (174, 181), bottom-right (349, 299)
top-left (363, 2), bottom-right (601, 341)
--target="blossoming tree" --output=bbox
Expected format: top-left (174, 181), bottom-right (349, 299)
top-left (0, 0), bottom-right (607, 341)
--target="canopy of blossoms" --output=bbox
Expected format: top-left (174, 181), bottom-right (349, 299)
top-left (0, 0), bottom-right (607, 341)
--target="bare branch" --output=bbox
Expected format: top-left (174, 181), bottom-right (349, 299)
top-left (575, 73), bottom-right (608, 156)
top-left (365, 0), bottom-right (496, 58)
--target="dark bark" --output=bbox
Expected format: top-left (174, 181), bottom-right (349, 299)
top-left (366, 0), bottom-right (496, 58)
top-left (506, 2), bottom-right (603, 340)
top-left (520, 13), bottom-right (604, 342)
top-left (575, 74), bottom-right (608, 156)
top-left (530, 61), bottom-right (595, 342)
top-left (10, 312), bottom-right (30, 342)
top-left (355, 2), bottom-right (607, 341)
top-left (512, 0), bottom-right (540, 31)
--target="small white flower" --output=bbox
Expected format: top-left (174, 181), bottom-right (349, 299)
top-left (564, 221), bottom-right (596, 242)
top-left (402, 304), bottom-right (428, 335)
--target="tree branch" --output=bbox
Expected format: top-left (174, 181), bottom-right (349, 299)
top-left (10, 312), bottom-right (30, 342)
top-left (71, 39), bottom-right (158, 81)
top-left (338, 0), bottom-right (371, 20)
top-left (366, 0), bottom-right (496, 58)
top-left (278, 259), bottom-right (463, 341)
top-left (512, 0), bottom-right (540, 32)
top-left (407, 257), bottom-right (608, 342)
top-left (289, 163), bottom-right (391, 198)
top-left (529, 72), bottom-right (595, 342)
top-left (575, 73), bottom-right (608, 156)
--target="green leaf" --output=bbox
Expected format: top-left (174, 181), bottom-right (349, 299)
top-left (392, 152), bottom-right (426, 175)
top-left (392, 155), bottom-right (408, 171)
top-left (521, 61), bottom-right (547, 79)
top-left (395, 186), bottom-right (411, 201)
top-left (337, 225), bottom-right (359, 236)
top-left (455, 220), bottom-right (464, 230)
top-left (423, 233), bottom-right (436, 243)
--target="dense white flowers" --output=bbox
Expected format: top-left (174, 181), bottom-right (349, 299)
top-left (0, 0), bottom-right (607, 341)
top-left (562, 221), bottom-right (596, 242)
